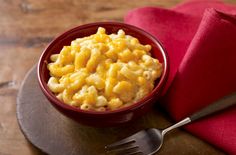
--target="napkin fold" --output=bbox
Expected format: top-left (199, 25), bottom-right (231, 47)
top-left (125, 0), bottom-right (236, 154)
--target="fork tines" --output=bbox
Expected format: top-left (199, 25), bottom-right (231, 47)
top-left (105, 139), bottom-right (143, 155)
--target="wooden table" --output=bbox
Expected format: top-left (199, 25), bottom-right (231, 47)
top-left (0, 0), bottom-right (235, 155)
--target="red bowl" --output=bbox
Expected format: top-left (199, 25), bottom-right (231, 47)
top-left (37, 22), bottom-right (169, 127)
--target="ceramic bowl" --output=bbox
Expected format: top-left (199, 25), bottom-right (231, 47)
top-left (37, 22), bottom-right (169, 127)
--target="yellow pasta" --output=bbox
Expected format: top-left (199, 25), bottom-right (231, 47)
top-left (96, 96), bottom-right (108, 107)
top-left (74, 47), bottom-right (91, 70)
top-left (47, 77), bottom-right (64, 93)
top-left (108, 98), bottom-right (123, 110)
top-left (86, 74), bottom-right (105, 90)
top-left (86, 49), bottom-right (101, 72)
top-left (120, 66), bottom-right (137, 81)
top-left (108, 63), bottom-right (121, 78)
top-left (58, 46), bottom-right (74, 64)
top-left (62, 89), bottom-right (73, 104)
top-left (118, 49), bottom-right (133, 62)
top-left (48, 64), bottom-right (74, 77)
top-left (50, 54), bottom-right (59, 62)
top-left (47, 27), bottom-right (163, 111)
top-left (105, 77), bottom-right (117, 98)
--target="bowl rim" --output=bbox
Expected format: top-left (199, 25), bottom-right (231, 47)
top-left (37, 21), bottom-right (169, 115)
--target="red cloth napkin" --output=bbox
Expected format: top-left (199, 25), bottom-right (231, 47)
top-left (124, 0), bottom-right (236, 154)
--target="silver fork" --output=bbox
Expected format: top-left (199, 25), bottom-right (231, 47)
top-left (105, 92), bottom-right (236, 155)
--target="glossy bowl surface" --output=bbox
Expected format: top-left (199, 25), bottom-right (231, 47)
top-left (37, 22), bottom-right (169, 127)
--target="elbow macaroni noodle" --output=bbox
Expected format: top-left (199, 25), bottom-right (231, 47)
top-left (47, 27), bottom-right (163, 111)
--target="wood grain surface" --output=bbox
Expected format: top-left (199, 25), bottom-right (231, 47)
top-left (0, 0), bottom-right (235, 155)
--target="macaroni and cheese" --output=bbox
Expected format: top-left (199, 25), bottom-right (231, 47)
top-left (47, 27), bottom-right (162, 111)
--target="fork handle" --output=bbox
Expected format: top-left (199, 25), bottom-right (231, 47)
top-left (162, 92), bottom-right (236, 136)
top-left (189, 92), bottom-right (236, 122)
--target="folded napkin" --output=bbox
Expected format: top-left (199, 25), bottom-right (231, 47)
top-left (125, 0), bottom-right (236, 154)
